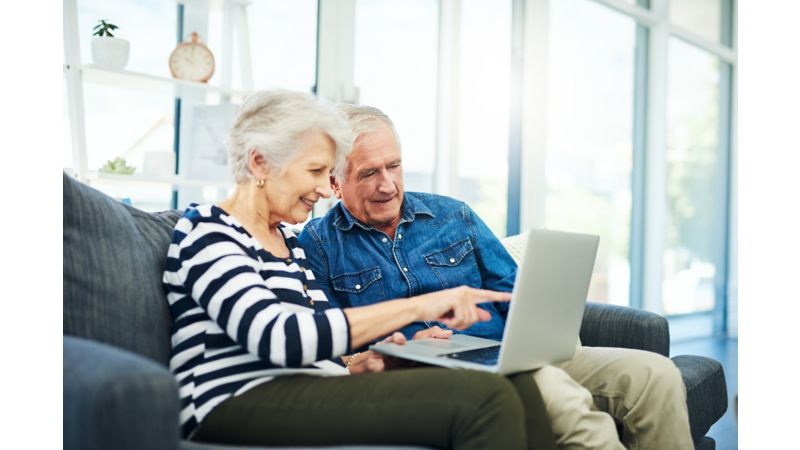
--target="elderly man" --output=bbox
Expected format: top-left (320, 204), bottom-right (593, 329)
top-left (297, 104), bottom-right (693, 450)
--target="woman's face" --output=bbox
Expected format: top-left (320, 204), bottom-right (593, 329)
top-left (264, 131), bottom-right (336, 225)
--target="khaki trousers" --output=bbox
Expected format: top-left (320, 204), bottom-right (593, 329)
top-left (532, 346), bottom-right (693, 450)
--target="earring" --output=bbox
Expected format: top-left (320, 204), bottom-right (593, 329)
top-left (256, 179), bottom-right (265, 189)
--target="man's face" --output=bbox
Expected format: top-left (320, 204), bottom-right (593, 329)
top-left (334, 123), bottom-right (404, 234)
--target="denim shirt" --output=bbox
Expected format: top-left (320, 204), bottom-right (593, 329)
top-left (298, 192), bottom-right (517, 342)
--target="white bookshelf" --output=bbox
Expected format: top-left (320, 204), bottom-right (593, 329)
top-left (63, 0), bottom-right (253, 208)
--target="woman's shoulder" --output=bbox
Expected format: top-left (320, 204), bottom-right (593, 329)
top-left (172, 203), bottom-right (246, 243)
top-left (180, 203), bottom-right (220, 222)
top-left (180, 203), bottom-right (247, 226)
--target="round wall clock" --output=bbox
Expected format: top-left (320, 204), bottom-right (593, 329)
top-left (169, 32), bottom-right (215, 83)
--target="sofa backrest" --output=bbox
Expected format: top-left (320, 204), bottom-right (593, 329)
top-left (63, 173), bottom-right (181, 366)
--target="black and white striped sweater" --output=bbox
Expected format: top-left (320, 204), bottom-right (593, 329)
top-left (163, 204), bottom-right (351, 437)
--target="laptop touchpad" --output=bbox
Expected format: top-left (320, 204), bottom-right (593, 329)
top-left (413, 339), bottom-right (467, 350)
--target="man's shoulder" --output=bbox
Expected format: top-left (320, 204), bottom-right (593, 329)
top-left (407, 192), bottom-right (467, 212)
top-left (300, 204), bottom-right (344, 240)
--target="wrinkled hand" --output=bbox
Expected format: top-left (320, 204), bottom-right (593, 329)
top-left (413, 325), bottom-right (453, 340)
top-left (412, 286), bottom-right (511, 330)
top-left (347, 332), bottom-right (406, 374)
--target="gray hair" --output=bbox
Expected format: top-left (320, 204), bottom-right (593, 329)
top-left (228, 90), bottom-right (354, 183)
top-left (335, 104), bottom-right (401, 182)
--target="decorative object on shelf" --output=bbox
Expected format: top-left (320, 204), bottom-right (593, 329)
top-left (169, 32), bottom-right (215, 83)
top-left (99, 157), bottom-right (136, 175)
top-left (185, 104), bottom-right (236, 182)
top-left (91, 19), bottom-right (130, 70)
top-left (143, 151), bottom-right (176, 178)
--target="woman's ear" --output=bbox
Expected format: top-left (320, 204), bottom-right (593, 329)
top-left (248, 149), bottom-right (270, 180)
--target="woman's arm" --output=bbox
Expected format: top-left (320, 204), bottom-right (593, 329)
top-left (167, 220), bottom-right (350, 367)
top-left (344, 286), bottom-right (511, 349)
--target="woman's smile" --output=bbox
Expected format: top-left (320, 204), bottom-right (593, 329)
top-left (300, 197), bottom-right (317, 211)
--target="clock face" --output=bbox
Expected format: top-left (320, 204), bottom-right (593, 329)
top-left (169, 43), bottom-right (215, 82)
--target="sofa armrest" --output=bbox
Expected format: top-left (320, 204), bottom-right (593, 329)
top-left (64, 336), bottom-right (181, 450)
top-left (579, 302), bottom-right (670, 357)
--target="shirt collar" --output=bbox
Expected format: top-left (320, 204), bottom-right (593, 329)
top-left (333, 193), bottom-right (435, 231)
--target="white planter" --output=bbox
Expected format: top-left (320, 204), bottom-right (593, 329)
top-left (91, 36), bottom-right (130, 70)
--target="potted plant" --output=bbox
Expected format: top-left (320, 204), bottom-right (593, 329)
top-left (99, 157), bottom-right (136, 175)
top-left (91, 20), bottom-right (129, 70)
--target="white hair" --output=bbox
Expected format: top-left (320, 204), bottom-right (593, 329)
top-left (335, 104), bottom-right (401, 182)
top-left (228, 90), bottom-right (354, 183)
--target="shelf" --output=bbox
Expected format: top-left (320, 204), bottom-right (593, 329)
top-left (76, 64), bottom-right (246, 99)
top-left (88, 171), bottom-right (233, 189)
top-left (177, 0), bottom-right (251, 11)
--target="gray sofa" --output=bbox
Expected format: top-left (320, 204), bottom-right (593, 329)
top-left (63, 173), bottom-right (727, 449)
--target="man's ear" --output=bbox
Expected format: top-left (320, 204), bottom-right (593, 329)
top-left (248, 149), bottom-right (270, 180)
top-left (330, 175), bottom-right (343, 199)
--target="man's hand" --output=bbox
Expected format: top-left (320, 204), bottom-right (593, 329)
top-left (413, 325), bottom-right (453, 340)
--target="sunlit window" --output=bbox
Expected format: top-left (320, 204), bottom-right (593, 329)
top-left (233, 0), bottom-right (318, 91)
top-left (354, 0), bottom-right (439, 193)
top-left (544, 0), bottom-right (636, 306)
top-left (670, 0), bottom-right (727, 46)
top-left (456, 0), bottom-right (511, 236)
top-left (664, 38), bottom-right (723, 316)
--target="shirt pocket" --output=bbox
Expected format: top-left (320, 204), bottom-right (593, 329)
top-left (331, 266), bottom-right (385, 307)
top-left (423, 238), bottom-right (482, 289)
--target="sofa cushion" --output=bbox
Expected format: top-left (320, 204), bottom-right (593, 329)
top-left (64, 336), bottom-right (180, 450)
top-left (63, 173), bottom-right (181, 365)
top-left (672, 355), bottom-right (728, 443)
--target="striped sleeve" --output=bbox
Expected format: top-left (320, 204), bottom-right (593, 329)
top-left (170, 220), bottom-right (351, 367)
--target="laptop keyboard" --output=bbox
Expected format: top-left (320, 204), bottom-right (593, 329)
top-left (442, 345), bottom-right (501, 366)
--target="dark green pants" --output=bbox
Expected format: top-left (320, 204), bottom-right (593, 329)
top-left (193, 368), bottom-right (556, 450)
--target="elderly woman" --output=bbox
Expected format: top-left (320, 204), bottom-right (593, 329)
top-left (163, 90), bottom-right (556, 450)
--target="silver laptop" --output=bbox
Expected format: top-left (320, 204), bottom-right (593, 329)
top-left (370, 228), bottom-right (599, 375)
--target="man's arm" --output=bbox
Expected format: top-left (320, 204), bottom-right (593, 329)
top-left (464, 204), bottom-right (518, 316)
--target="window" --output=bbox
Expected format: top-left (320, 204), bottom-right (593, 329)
top-left (544, 0), bottom-right (637, 305)
top-left (354, 0), bottom-right (439, 193)
top-left (663, 38), bottom-right (724, 316)
top-left (669, 0), bottom-right (728, 46)
top-left (240, 0), bottom-right (318, 91)
top-left (456, 0), bottom-right (512, 236)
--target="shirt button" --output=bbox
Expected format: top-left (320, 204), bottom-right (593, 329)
top-left (403, 267), bottom-right (408, 272)
top-left (449, 258), bottom-right (456, 263)
top-left (398, 234), bottom-right (403, 239)
top-left (286, 258), bottom-right (292, 264)
top-left (355, 284), bottom-right (362, 290)
top-left (382, 237), bottom-right (388, 243)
